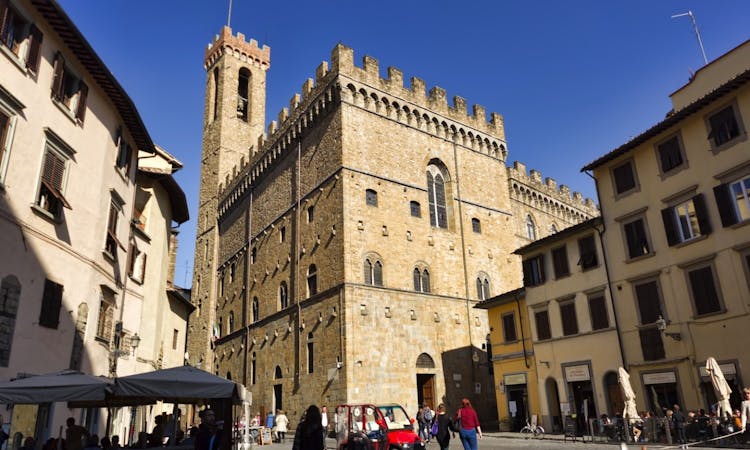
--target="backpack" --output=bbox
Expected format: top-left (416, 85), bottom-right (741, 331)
top-left (424, 408), bottom-right (434, 422)
top-left (449, 415), bottom-right (461, 432)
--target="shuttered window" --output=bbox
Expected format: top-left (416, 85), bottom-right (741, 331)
top-left (708, 105), bottom-right (741, 147)
top-left (39, 279), bottom-right (63, 329)
top-left (560, 302), bottom-right (578, 336)
top-left (552, 245), bottom-right (570, 278)
top-left (578, 235), bottom-right (599, 269)
top-left (502, 313), bottom-right (517, 342)
top-left (623, 218), bottom-right (650, 259)
top-left (661, 194), bottom-right (711, 245)
top-left (687, 265), bottom-right (722, 316)
top-left (656, 135), bottom-right (684, 173)
top-left (522, 255), bottom-right (545, 287)
top-left (588, 294), bottom-right (609, 330)
top-left (37, 148), bottom-right (71, 216)
top-left (535, 310), bottom-right (551, 341)
top-left (612, 160), bottom-right (637, 195)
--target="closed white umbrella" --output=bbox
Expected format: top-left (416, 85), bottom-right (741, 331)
top-left (618, 367), bottom-right (639, 421)
top-left (706, 357), bottom-right (732, 419)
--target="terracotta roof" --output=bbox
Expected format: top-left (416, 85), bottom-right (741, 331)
top-left (581, 68), bottom-right (750, 172)
top-left (474, 286), bottom-right (525, 309)
top-left (513, 216), bottom-right (602, 256)
top-left (31, 0), bottom-right (155, 154)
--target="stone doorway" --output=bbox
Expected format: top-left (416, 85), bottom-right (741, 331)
top-left (417, 374), bottom-right (435, 409)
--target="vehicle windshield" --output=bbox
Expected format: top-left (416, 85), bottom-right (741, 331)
top-left (377, 405), bottom-right (412, 430)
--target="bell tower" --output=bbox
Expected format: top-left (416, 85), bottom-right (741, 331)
top-left (188, 26), bottom-right (270, 370)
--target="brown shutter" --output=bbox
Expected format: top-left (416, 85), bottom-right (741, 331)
top-left (127, 243), bottom-right (135, 277)
top-left (26, 24), bottom-right (42, 72)
top-left (51, 52), bottom-right (64, 100)
top-left (661, 206), bottom-right (679, 246)
top-left (713, 183), bottom-right (738, 227)
top-left (0, 0), bottom-right (9, 44)
top-left (76, 81), bottom-right (88, 122)
top-left (39, 279), bottom-right (63, 329)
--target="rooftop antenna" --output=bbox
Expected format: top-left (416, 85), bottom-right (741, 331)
top-left (227, 0), bottom-right (233, 28)
top-left (671, 11), bottom-right (708, 65)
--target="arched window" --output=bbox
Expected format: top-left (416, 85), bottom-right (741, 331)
top-left (212, 68), bottom-right (219, 122)
top-left (413, 267), bottom-right (430, 293)
top-left (526, 215), bottom-right (536, 240)
top-left (228, 312), bottom-right (234, 333)
top-left (237, 68), bottom-right (250, 120)
top-left (0, 275), bottom-right (20, 367)
top-left (279, 281), bottom-right (288, 309)
top-left (427, 164), bottom-right (448, 228)
top-left (252, 297), bottom-right (259, 322)
top-left (476, 274), bottom-right (491, 300)
top-left (307, 332), bottom-right (314, 374)
top-left (364, 258), bottom-right (383, 286)
top-left (365, 189), bottom-right (378, 206)
top-left (307, 265), bottom-right (318, 297)
top-left (217, 317), bottom-right (223, 338)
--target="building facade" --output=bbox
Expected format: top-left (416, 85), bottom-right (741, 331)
top-left (581, 39), bottom-right (750, 415)
top-left (0, 0), bottom-right (189, 443)
top-left (512, 218), bottom-right (624, 433)
top-left (187, 26), bottom-right (598, 426)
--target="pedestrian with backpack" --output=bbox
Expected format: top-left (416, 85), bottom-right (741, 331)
top-left (434, 404), bottom-right (452, 450)
top-left (422, 405), bottom-right (434, 443)
top-left (455, 399), bottom-right (482, 450)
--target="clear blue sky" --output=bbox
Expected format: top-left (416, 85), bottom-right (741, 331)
top-left (56, 1), bottom-right (750, 287)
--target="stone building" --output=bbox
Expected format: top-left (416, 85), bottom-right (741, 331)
top-left (187, 26), bottom-right (597, 426)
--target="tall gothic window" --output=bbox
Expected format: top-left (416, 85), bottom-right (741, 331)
top-left (526, 215), bottom-right (536, 240)
top-left (364, 258), bottom-right (383, 286)
top-left (427, 164), bottom-right (448, 228)
top-left (279, 281), bottom-right (288, 310)
top-left (237, 68), bottom-right (250, 120)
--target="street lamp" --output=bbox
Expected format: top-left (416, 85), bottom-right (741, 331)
top-left (655, 316), bottom-right (682, 341)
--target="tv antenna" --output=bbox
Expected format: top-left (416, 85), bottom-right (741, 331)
top-left (671, 11), bottom-right (708, 65)
top-left (227, 0), bottom-right (233, 27)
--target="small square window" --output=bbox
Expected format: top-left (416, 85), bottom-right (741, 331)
top-left (471, 218), bottom-right (481, 233)
top-left (623, 217), bottom-right (651, 259)
top-left (366, 189), bottom-right (378, 207)
top-left (707, 104), bottom-right (743, 148)
top-left (410, 201), bottom-right (421, 218)
top-left (656, 135), bottom-right (685, 174)
top-left (522, 255), bottom-right (545, 287)
top-left (501, 313), bottom-right (517, 342)
top-left (661, 194), bottom-right (711, 245)
top-left (612, 160), bottom-right (637, 195)
top-left (714, 175), bottom-right (750, 227)
top-left (577, 235), bottom-right (598, 270)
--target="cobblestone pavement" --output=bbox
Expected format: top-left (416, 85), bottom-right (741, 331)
top-left (247, 433), bottom-right (749, 450)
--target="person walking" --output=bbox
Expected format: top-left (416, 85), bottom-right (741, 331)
top-left (673, 404), bottom-right (686, 445)
top-left (274, 410), bottom-right (289, 443)
top-left (435, 404), bottom-right (452, 450)
top-left (292, 406), bottom-right (325, 450)
top-left (455, 398), bottom-right (482, 450)
top-left (415, 405), bottom-right (425, 440)
top-left (195, 409), bottom-right (219, 450)
top-left (66, 417), bottom-right (90, 450)
top-left (422, 405), bottom-right (434, 443)
top-left (321, 406), bottom-right (329, 438)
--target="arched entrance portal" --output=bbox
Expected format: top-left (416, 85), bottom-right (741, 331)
top-left (416, 353), bottom-right (436, 409)
top-left (545, 377), bottom-right (562, 432)
top-left (274, 366), bottom-right (283, 412)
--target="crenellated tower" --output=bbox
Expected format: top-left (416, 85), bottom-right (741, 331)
top-left (187, 26), bottom-right (270, 371)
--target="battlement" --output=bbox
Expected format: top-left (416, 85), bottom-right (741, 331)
top-left (329, 43), bottom-right (505, 139)
top-left (507, 161), bottom-right (598, 214)
top-left (205, 26), bottom-right (271, 70)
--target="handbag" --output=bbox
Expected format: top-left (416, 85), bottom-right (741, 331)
top-left (449, 415), bottom-right (461, 432)
top-left (431, 420), bottom-right (439, 436)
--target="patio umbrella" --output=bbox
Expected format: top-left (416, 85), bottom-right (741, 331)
top-left (0, 370), bottom-right (111, 404)
top-left (706, 357), bottom-right (732, 419)
top-left (618, 367), bottom-right (639, 421)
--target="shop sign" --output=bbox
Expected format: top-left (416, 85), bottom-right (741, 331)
top-left (504, 373), bottom-right (527, 386)
top-left (643, 371), bottom-right (676, 385)
top-left (564, 364), bottom-right (590, 382)
top-left (699, 363), bottom-right (736, 378)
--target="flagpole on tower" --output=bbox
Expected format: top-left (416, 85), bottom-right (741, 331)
top-left (227, 0), bottom-right (233, 27)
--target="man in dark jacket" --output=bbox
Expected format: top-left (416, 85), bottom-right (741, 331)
top-left (195, 410), bottom-right (219, 450)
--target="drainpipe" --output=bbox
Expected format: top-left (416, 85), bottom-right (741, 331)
top-left (584, 171), bottom-right (627, 369)
top-left (514, 293), bottom-right (530, 369)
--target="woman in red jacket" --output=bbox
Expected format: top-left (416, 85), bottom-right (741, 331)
top-left (455, 398), bottom-right (482, 450)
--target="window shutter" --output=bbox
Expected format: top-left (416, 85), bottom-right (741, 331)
top-left (538, 254), bottom-right (546, 283)
top-left (522, 261), bottom-right (532, 287)
top-left (661, 206), bottom-right (679, 246)
top-left (127, 243), bottom-right (135, 276)
top-left (26, 24), bottom-right (42, 72)
top-left (51, 52), bottom-right (65, 100)
top-left (0, 0), bottom-right (9, 42)
top-left (713, 184), bottom-right (738, 227)
top-left (42, 151), bottom-right (65, 190)
top-left (76, 81), bottom-right (88, 122)
top-left (39, 279), bottom-right (62, 329)
top-left (692, 194), bottom-right (712, 236)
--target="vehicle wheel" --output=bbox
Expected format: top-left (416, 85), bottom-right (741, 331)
top-left (535, 427), bottom-right (545, 439)
top-left (520, 428), bottom-right (533, 439)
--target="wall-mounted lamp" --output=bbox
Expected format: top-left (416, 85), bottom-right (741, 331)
top-left (655, 315), bottom-right (682, 341)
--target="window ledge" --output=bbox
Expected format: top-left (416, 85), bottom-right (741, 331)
top-left (128, 275), bottom-right (144, 285)
top-left (114, 165), bottom-right (130, 183)
top-left (625, 252), bottom-right (656, 264)
top-left (693, 309), bottom-right (727, 320)
top-left (581, 264), bottom-right (600, 272)
top-left (102, 250), bottom-right (116, 262)
top-left (710, 133), bottom-right (747, 154)
top-left (132, 224), bottom-right (151, 242)
top-left (673, 234), bottom-right (709, 248)
top-left (554, 273), bottom-right (571, 280)
top-left (94, 336), bottom-right (110, 346)
top-left (30, 203), bottom-right (61, 223)
top-left (0, 45), bottom-right (28, 75)
top-left (729, 218), bottom-right (750, 230)
top-left (51, 97), bottom-right (81, 126)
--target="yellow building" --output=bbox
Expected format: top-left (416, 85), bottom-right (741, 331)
top-left (582, 39), bottom-right (750, 414)
top-left (475, 288), bottom-right (539, 432)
